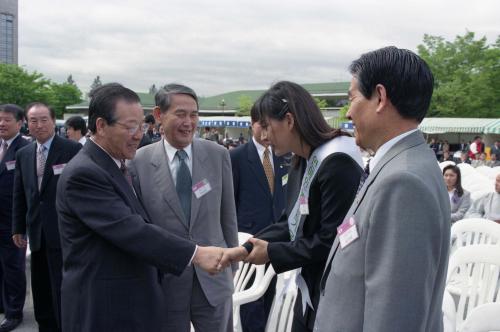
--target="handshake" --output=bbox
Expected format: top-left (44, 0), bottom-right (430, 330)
top-left (192, 238), bottom-right (270, 275)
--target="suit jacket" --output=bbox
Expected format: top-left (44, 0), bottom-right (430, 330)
top-left (56, 139), bottom-right (196, 332)
top-left (0, 135), bottom-right (30, 232)
top-left (450, 190), bottom-right (471, 223)
top-left (250, 150), bottom-right (362, 329)
top-left (12, 135), bottom-right (81, 251)
top-left (128, 138), bottom-right (238, 307)
top-left (315, 131), bottom-right (451, 332)
top-left (230, 139), bottom-right (288, 234)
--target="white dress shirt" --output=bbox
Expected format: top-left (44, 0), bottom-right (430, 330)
top-left (252, 137), bottom-right (274, 172)
top-left (369, 129), bottom-right (419, 173)
top-left (163, 139), bottom-right (193, 185)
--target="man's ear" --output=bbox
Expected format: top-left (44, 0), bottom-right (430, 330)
top-left (374, 84), bottom-right (389, 114)
top-left (153, 106), bottom-right (162, 122)
top-left (95, 117), bottom-right (106, 136)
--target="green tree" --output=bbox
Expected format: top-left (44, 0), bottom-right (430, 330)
top-left (149, 84), bottom-right (157, 95)
top-left (66, 74), bottom-right (76, 85)
top-left (0, 64), bottom-right (56, 107)
top-left (417, 31), bottom-right (500, 117)
top-left (51, 82), bottom-right (83, 118)
top-left (236, 95), bottom-right (253, 116)
top-left (90, 75), bottom-right (102, 91)
top-left (338, 104), bottom-right (349, 121)
top-left (314, 97), bottom-right (328, 109)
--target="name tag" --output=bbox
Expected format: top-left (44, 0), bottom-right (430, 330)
top-left (5, 160), bottom-right (15, 171)
top-left (299, 196), bottom-right (309, 215)
top-left (52, 163), bottom-right (67, 175)
top-left (282, 174), bottom-right (288, 186)
top-left (337, 217), bottom-right (359, 249)
top-left (192, 179), bottom-right (212, 199)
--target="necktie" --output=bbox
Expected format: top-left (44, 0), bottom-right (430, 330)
top-left (0, 140), bottom-right (7, 162)
top-left (37, 145), bottom-right (46, 190)
top-left (263, 147), bottom-right (274, 194)
top-left (176, 150), bottom-right (192, 225)
top-left (356, 158), bottom-right (371, 195)
top-left (119, 159), bottom-right (134, 189)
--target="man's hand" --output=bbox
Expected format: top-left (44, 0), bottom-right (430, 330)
top-left (12, 234), bottom-right (27, 248)
top-left (218, 246), bottom-right (248, 270)
top-left (245, 238), bottom-right (269, 265)
top-left (193, 246), bottom-right (224, 275)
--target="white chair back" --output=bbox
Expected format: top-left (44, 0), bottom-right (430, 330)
top-left (266, 270), bottom-right (298, 332)
top-left (446, 245), bottom-right (500, 330)
top-left (450, 219), bottom-right (500, 254)
top-left (459, 302), bottom-right (500, 332)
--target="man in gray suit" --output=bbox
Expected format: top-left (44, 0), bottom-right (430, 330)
top-left (129, 84), bottom-right (238, 332)
top-left (314, 47), bottom-right (451, 332)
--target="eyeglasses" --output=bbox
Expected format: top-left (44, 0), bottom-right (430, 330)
top-left (114, 121), bottom-right (147, 136)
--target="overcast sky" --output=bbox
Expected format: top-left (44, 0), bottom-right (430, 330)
top-left (18, 0), bottom-right (500, 96)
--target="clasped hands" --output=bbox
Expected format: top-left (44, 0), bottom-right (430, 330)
top-left (193, 238), bottom-right (269, 275)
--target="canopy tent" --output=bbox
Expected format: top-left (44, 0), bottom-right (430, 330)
top-left (198, 116), bottom-right (251, 128)
top-left (418, 118), bottom-right (500, 134)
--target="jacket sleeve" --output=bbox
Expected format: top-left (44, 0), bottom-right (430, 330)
top-left (266, 153), bottom-right (362, 273)
top-left (58, 165), bottom-right (196, 275)
top-left (465, 194), bottom-right (487, 219)
top-left (451, 191), bottom-right (471, 222)
top-left (12, 150), bottom-right (27, 235)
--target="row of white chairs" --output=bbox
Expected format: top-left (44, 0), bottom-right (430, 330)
top-left (439, 161), bottom-right (498, 195)
top-left (444, 218), bottom-right (500, 332)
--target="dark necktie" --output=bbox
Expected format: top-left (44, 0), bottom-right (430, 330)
top-left (356, 159), bottom-right (371, 195)
top-left (176, 150), bottom-right (192, 225)
top-left (119, 159), bottom-right (134, 189)
top-left (263, 147), bottom-right (274, 194)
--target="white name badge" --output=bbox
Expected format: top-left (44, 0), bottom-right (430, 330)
top-left (5, 160), bottom-right (16, 171)
top-left (282, 174), bottom-right (288, 186)
top-left (299, 196), bottom-right (309, 215)
top-left (52, 163), bottom-right (67, 175)
top-left (192, 179), bottom-right (212, 199)
top-left (337, 217), bottom-right (359, 249)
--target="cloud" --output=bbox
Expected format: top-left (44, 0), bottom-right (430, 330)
top-left (18, 0), bottom-right (500, 95)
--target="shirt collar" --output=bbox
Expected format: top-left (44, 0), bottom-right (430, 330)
top-left (370, 129), bottom-right (418, 173)
top-left (163, 139), bottom-right (192, 164)
top-left (2, 133), bottom-right (20, 147)
top-left (90, 137), bottom-right (122, 168)
top-left (252, 136), bottom-right (271, 156)
top-left (36, 134), bottom-right (55, 152)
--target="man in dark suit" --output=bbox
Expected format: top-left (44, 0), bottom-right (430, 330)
top-left (56, 83), bottom-right (226, 332)
top-left (12, 102), bottom-right (81, 332)
top-left (0, 104), bottom-right (29, 332)
top-left (230, 104), bottom-right (288, 332)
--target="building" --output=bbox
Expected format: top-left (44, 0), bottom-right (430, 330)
top-left (0, 0), bottom-right (18, 64)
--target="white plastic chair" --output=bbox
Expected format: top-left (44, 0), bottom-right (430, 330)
top-left (442, 289), bottom-right (457, 332)
top-left (460, 302), bottom-right (500, 332)
top-left (232, 232), bottom-right (276, 332)
top-left (445, 245), bottom-right (500, 331)
top-left (450, 218), bottom-right (500, 254)
top-left (441, 160), bottom-right (456, 170)
top-left (475, 166), bottom-right (496, 179)
top-left (266, 269), bottom-right (298, 332)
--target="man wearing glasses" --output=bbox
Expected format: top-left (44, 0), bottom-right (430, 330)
top-left (56, 83), bottom-right (225, 331)
top-left (12, 102), bottom-right (81, 332)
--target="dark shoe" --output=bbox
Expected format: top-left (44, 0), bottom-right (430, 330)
top-left (0, 318), bottom-right (22, 332)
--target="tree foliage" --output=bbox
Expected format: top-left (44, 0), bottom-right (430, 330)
top-left (149, 84), bottom-right (158, 95)
top-left (314, 97), bottom-right (328, 109)
top-left (0, 64), bottom-right (82, 118)
top-left (417, 31), bottom-right (500, 117)
top-left (90, 75), bottom-right (102, 91)
top-left (236, 95), bottom-right (253, 116)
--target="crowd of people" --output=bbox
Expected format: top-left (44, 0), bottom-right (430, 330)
top-left (0, 46), bottom-right (498, 332)
top-left (430, 136), bottom-right (500, 168)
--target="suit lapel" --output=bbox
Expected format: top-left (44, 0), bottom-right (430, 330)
top-left (151, 140), bottom-right (188, 230)
top-left (0, 135), bottom-right (21, 175)
top-left (247, 140), bottom-right (272, 197)
top-left (322, 131), bottom-right (426, 281)
top-left (190, 139), bottom-right (208, 230)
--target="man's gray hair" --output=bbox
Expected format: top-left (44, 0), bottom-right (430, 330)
top-left (155, 83), bottom-right (198, 113)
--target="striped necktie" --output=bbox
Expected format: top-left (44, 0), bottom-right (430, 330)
top-left (0, 140), bottom-right (8, 162)
top-left (263, 147), bottom-right (274, 194)
top-left (356, 159), bottom-right (371, 195)
top-left (37, 145), bottom-right (46, 190)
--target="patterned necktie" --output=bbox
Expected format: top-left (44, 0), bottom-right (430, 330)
top-left (36, 144), bottom-right (47, 190)
top-left (0, 140), bottom-right (7, 162)
top-left (176, 150), bottom-right (192, 225)
top-left (263, 147), bottom-right (274, 194)
top-left (119, 159), bottom-right (133, 189)
top-left (356, 158), bottom-right (371, 195)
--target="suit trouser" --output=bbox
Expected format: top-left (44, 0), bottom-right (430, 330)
top-left (30, 235), bottom-right (62, 332)
top-left (0, 231), bottom-right (26, 319)
top-left (163, 273), bottom-right (233, 332)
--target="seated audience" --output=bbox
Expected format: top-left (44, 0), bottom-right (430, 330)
top-left (486, 153), bottom-right (500, 167)
top-left (471, 153), bottom-right (487, 167)
top-left (465, 174), bottom-right (500, 222)
top-left (443, 165), bottom-right (471, 223)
